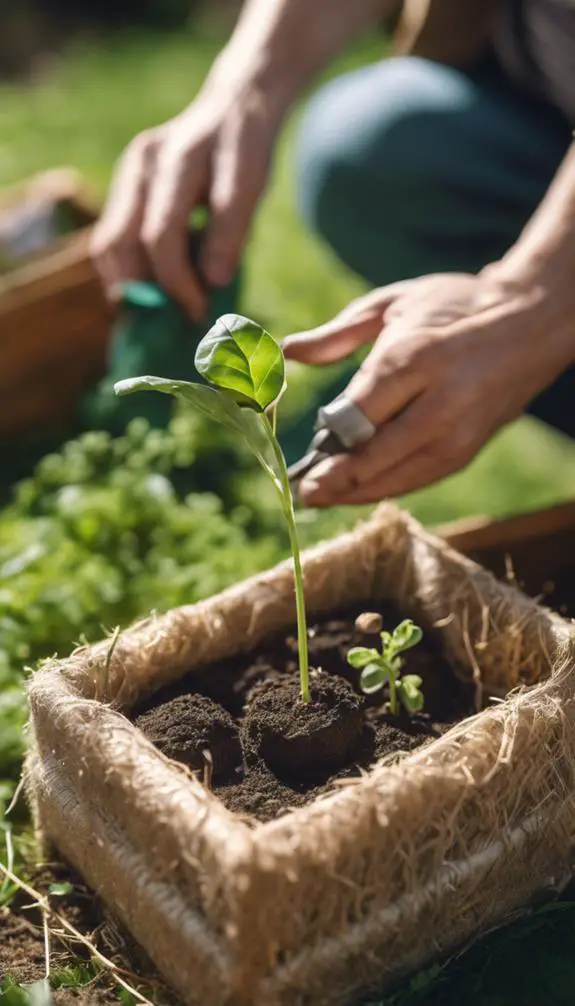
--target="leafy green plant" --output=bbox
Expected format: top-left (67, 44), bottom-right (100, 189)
top-left (116, 314), bottom-right (311, 702)
top-left (48, 881), bottom-right (74, 897)
top-left (0, 416), bottom-right (283, 788)
top-left (347, 619), bottom-right (424, 715)
top-left (50, 964), bottom-right (98, 990)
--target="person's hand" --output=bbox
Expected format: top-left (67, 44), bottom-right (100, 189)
top-left (283, 270), bottom-right (574, 506)
top-left (92, 80), bottom-right (282, 319)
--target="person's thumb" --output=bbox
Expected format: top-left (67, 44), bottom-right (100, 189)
top-left (282, 285), bottom-right (406, 365)
top-left (282, 313), bottom-right (382, 366)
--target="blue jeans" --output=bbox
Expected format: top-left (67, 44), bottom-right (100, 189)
top-left (292, 54), bottom-right (574, 446)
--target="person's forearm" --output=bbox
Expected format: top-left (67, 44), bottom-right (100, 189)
top-left (489, 143), bottom-right (575, 365)
top-left (207, 0), bottom-right (394, 117)
top-left (501, 144), bottom-right (575, 285)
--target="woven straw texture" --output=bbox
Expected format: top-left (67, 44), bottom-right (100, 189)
top-left (27, 503), bottom-right (575, 1005)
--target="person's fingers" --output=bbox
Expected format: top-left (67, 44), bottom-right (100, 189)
top-left (141, 137), bottom-right (208, 320)
top-left (300, 440), bottom-right (461, 507)
top-left (282, 285), bottom-right (411, 365)
top-left (91, 130), bottom-right (158, 297)
top-left (282, 287), bottom-right (403, 365)
top-left (282, 315), bottom-right (380, 365)
top-left (201, 115), bottom-right (270, 288)
top-left (343, 321), bottom-right (430, 427)
top-left (301, 392), bottom-right (452, 505)
top-left (299, 389), bottom-right (481, 507)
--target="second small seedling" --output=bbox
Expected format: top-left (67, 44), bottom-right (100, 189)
top-left (347, 619), bottom-right (424, 715)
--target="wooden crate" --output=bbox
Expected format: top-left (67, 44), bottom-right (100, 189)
top-left (441, 501), bottom-right (575, 615)
top-left (0, 171), bottom-right (112, 438)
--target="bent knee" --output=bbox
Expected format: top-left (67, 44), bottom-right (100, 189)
top-left (296, 56), bottom-right (475, 242)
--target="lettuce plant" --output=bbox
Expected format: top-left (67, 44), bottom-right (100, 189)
top-left (347, 619), bottom-right (424, 715)
top-left (115, 314), bottom-right (311, 702)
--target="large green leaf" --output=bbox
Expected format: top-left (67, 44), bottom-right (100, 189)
top-left (194, 314), bottom-right (285, 411)
top-left (114, 377), bottom-right (280, 478)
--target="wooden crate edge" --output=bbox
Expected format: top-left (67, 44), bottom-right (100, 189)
top-left (439, 500), bottom-right (575, 555)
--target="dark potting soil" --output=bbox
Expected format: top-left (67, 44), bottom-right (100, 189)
top-left (0, 865), bottom-right (180, 1005)
top-left (134, 603), bottom-right (475, 823)
top-left (135, 692), bottom-right (242, 782)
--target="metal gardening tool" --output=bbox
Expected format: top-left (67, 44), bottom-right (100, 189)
top-left (287, 396), bottom-right (376, 492)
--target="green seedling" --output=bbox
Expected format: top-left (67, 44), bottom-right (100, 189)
top-left (114, 314), bottom-right (311, 702)
top-left (347, 619), bottom-right (424, 715)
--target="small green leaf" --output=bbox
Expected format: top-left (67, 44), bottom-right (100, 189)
top-left (399, 674), bottom-right (424, 713)
top-left (114, 377), bottom-right (280, 479)
top-left (347, 647), bottom-right (381, 670)
top-left (51, 964), bottom-right (95, 990)
top-left (115, 377), bottom-right (245, 437)
top-left (391, 620), bottom-right (423, 654)
top-left (380, 630), bottom-right (392, 648)
top-left (116, 989), bottom-right (142, 1006)
top-left (194, 314), bottom-right (285, 411)
top-left (48, 881), bottom-right (73, 897)
top-left (401, 673), bottom-right (422, 690)
top-left (360, 662), bottom-right (386, 694)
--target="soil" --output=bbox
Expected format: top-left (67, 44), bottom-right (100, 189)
top-left (243, 674), bottom-right (364, 781)
top-left (134, 602), bottom-right (475, 823)
top-left (135, 693), bottom-right (242, 781)
top-left (0, 864), bottom-right (179, 1004)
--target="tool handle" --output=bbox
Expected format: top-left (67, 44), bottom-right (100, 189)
top-left (317, 398), bottom-right (376, 450)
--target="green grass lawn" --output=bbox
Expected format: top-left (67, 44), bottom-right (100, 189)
top-left (1, 25), bottom-right (575, 1006)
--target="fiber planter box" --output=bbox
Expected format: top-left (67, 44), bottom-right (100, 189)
top-left (27, 503), bottom-right (575, 1006)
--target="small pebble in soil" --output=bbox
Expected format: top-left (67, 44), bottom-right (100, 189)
top-left (242, 671), bottom-right (365, 783)
top-left (354, 611), bottom-right (383, 634)
top-left (135, 693), bottom-right (242, 781)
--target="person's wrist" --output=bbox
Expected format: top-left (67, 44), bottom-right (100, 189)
top-left (481, 258), bottom-right (575, 370)
top-left (205, 46), bottom-right (297, 124)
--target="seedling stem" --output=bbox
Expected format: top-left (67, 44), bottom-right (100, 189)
top-left (264, 414), bottom-right (310, 702)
